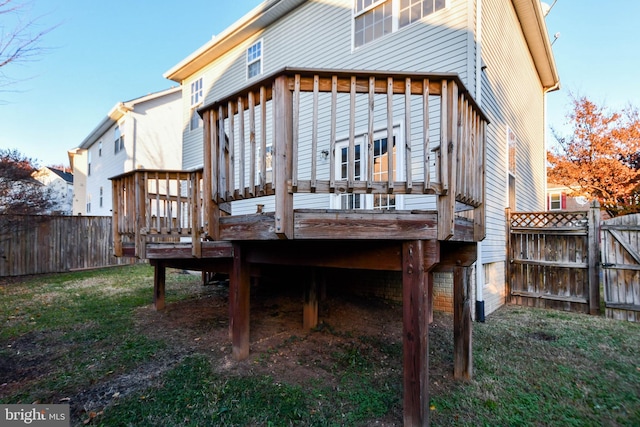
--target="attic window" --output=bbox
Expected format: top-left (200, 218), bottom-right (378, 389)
top-left (247, 40), bottom-right (263, 79)
top-left (354, 0), bottom-right (446, 48)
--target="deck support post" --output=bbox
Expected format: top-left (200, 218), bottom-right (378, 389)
top-left (453, 264), bottom-right (472, 380)
top-left (153, 260), bottom-right (166, 311)
top-left (303, 268), bottom-right (319, 331)
top-left (230, 243), bottom-right (250, 360)
top-left (403, 240), bottom-right (438, 427)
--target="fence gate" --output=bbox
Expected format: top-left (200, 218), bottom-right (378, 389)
top-left (507, 208), bottom-right (600, 314)
top-left (601, 213), bottom-right (640, 322)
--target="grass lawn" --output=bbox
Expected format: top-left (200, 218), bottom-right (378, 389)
top-left (1, 265), bottom-right (638, 426)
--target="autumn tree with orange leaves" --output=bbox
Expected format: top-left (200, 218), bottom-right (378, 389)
top-left (547, 96), bottom-right (640, 217)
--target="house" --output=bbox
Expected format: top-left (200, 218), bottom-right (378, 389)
top-left (110, 1), bottom-right (558, 424)
top-left (547, 181), bottom-right (591, 212)
top-left (31, 167), bottom-right (74, 215)
top-left (69, 86), bottom-right (182, 216)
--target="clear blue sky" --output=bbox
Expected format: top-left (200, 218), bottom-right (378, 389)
top-left (1, 0), bottom-right (639, 167)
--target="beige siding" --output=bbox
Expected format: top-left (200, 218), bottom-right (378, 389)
top-left (479, 0), bottom-right (547, 314)
top-left (83, 90), bottom-right (182, 216)
top-left (181, 0), bottom-right (474, 171)
top-left (173, 0), bottom-right (550, 316)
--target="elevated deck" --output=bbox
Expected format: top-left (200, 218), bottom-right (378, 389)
top-left (110, 68), bottom-right (488, 426)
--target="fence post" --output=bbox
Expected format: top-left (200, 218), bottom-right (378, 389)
top-left (505, 207), bottom-right (511, 303)
top-left (588, 201), bottom-right (601, 314)
top-left (112, 179), bottom-right (122, 257)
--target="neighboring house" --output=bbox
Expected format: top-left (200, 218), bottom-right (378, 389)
top-left (68, 87), bottom-right (182, 216)
top-left (546, 182), bottom-right (590, 212)
top-left (31, 167), bottom-right (74, 215)
top-left (159, 0), bottom-right (559, 317)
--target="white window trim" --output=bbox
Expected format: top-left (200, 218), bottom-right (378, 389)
top-left (548, 192), bottom-right (562, 211)
top-left (246, 39), bottom-right (264, 80)
top-left (190, 77), bottom-right (204, 132)
top-left (331, 123), bottom-right (404, 210)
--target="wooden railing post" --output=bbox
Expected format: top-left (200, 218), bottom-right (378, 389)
top-left (438, 79), bottom-right (458, 240)
top-left (505, 207), bottom-right (512, 301)
top-left (588, 201), bottom-right (601, 314)
top-left (137, 172), bottom-right (148, 258)
top-left (203, 109), bottom-right (220, 241)
top-left (273, 74), bottom-right (294, 239)
top-left (111, 178), bottom-right (122, 257)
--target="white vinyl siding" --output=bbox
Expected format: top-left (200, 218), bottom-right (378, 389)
top-left (82, 89), bottom-right (182, 216)
top-left (174, 0), bottom-right (549, 318)
top-left (479, 0), bottom-right (546, 313)
top-left (182, 0), bottom-right (470, 172)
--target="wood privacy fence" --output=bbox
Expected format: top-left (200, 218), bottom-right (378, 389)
top-left (0, 215), bottom-right (132, 277)
top-left (506, 207), bottom-right (601, 315)
top-left (601, 213), bottom-right (640, 322)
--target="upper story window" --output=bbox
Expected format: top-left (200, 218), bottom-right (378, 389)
top-left (98, 141), bottom-right (102, 157)
top-left (87, 150), bottom-right (92, 176)
top-left (190, 77), bottom-right (203, 131)
top-left (247, 40), bottom-right (263, 79)
top-left (114, 125), bottom-right (124, 154)
top-left (354, 0), bottom-right (446, 48)
top-left (507, 127), bottom-right (517, 177)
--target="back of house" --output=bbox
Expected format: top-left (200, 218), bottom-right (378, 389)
top-left (163, 0), bottom-right (558, 316)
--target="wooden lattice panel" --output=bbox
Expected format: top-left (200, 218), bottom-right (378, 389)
top-left (510, 211), bottom-right (588, 229)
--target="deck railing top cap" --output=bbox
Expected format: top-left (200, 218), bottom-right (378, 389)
top-left (109, 167), bottom-right (204, 181)
top-left (197, 66), bottom-right (488, 123)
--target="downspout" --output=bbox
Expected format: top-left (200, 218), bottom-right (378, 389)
top-left (475, 0), bottom-right (486, 322)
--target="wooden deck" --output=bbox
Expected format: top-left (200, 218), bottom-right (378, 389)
top-left (110, 68), bottom-right (488, 426)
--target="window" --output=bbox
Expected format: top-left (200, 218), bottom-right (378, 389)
top-left (372, 137), bottom-right (396, 209)
top-left (507, 127), bottom-right (517, 210)
top-left (354, 0), bottom-right (446, 48)
top-left (98, 141), bottom-right (102, 157)
top-left (99, 187), bottom-right (103, 208)
top-left (548, 192), bottom-right (565, 211)
top-left (86, 194), bottom-right (91, 214)
top-left (114, 125), bottom-right (124, 154)
top-left (247, 40), bottom-right (263, 79)
top-left (334, 128), bottom-right (400, 210)
top-left (507, 127), bottom-right (517, 177)
top-left (87, 150), bottom-right (92, 176)
top-left (190, 77), bottom-right (203, 131)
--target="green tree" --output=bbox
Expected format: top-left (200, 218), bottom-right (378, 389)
top-left (547, 96), bottom-right (640, 217)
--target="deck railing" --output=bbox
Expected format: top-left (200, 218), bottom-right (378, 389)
top-left (202, 68), bottom-right (486, 241)
top-left (111, 169), bottom-right (204, 257)
top-left (111, 68), bottom-right (487, 257)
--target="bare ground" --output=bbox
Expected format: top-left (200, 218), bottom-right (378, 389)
top-left (1, 279), bottom-right (456, 426)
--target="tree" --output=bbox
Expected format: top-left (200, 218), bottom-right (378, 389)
top-left (0, 0), bottom-right (55, 88)
top-left (0, 148), bottom-right (53, 216)
top-left (547, 96), bottom-right (640, 217)
top-left (0, 148), bottom-right (56, 261)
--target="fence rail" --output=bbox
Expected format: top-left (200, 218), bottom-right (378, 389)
top-left (0, 215), bottom-right (131, 277)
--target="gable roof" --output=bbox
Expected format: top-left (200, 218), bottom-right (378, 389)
top-left (47, 167), bottom-right (74, 184)
top-left (77, 86), bottom-right (181, 150)
top-left (164, 0), bottom-right (559, 90)
top-left (164, 0), bottom-right (306, 83)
